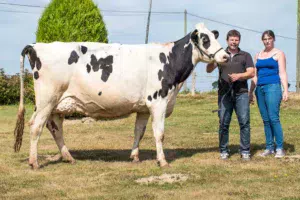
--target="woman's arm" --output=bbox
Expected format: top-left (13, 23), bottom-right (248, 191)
top-left (249, 53), bottom-right (258, 103)
top-left (278, 51), bottom-right (288, 101)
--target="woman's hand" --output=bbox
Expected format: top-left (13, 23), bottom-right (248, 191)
top-left (282, 90), bottom-right (288, 102)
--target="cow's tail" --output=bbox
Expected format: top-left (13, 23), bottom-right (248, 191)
top-left (14, 46), bottom-right (29, 152)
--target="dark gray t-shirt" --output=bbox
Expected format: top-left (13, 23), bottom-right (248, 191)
top-left (218, 49), bottom-right (254, 95)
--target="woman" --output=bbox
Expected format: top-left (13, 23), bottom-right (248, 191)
top-left (249, 30), bottom-right (288, 158)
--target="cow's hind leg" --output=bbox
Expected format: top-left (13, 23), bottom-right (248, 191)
top-left (150, 102), bottom-right (169, 167)
top-left (46, 114), bottom-right (75, 164)
top-left (29, 104), bottom-right (56, 169)
top-left (130, 112), bottom-right (150, 162)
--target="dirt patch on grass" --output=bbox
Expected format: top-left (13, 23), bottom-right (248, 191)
top-left (284, 155), bottom-right (300, 162)
top-left (135, 173), bottom-right (188, 185)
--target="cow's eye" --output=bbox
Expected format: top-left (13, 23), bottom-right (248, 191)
top-left (203, 37), bottom-right (209, 44)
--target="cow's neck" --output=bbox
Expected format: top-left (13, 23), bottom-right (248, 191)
top-left (155, 33), bottom-right (196, 98)
top-left (170, 33), bottom-right (195, 84)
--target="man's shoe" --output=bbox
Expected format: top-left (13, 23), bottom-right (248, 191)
top-left (241, 153), bottom-right (251, 161)
top-left (274, 149), bottom-right (285, 158)
top-left (220, 152), bottom-right (229, 160)
top-left (259, 149), bottom-right (275, 157)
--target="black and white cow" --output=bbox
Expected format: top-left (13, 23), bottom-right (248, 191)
top-left (14, 23), bottom-right (229, 169)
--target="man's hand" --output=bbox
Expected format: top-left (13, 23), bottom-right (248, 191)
top-left (249, 92), bottom-right (255, 105)
top-left (228, 73), bottom-right (241, 82)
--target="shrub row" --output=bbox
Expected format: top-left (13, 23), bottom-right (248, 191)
top-left (0, 68), bottom-right (35, 105)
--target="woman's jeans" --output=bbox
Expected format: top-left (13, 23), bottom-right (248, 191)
top-left (218, 93), bottom-right (250, 154)
top-left (255, 83), bottom-right (284, 150)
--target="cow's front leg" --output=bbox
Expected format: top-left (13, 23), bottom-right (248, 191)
top-left (130, 112), bottom-right (150, 162)
top-left (150, 102), bottom-right (169, 167)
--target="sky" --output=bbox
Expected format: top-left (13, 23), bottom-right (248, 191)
top-left (0, 0), bottom-right (297, 91)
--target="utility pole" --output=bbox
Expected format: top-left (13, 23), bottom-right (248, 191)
top-left (145, 0), bottom-right (152, 44)
top-left (297, 0), bottom-right (300, 92)
top-left (183, 9), bottom-right (188, 92)
top-left (191, 69), bottom-right (196, 96)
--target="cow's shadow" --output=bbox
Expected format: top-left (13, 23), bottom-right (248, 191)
top-left (68, 142), bottom-right (295, 163)
top-left (33, 142), bottom-right (295, 168)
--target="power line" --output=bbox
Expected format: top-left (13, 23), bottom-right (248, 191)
top-left (0, 9), bottom-right (39, 14)
top-left (187, 12), bottom-right (296, 40)
top-left (0, 2), bottom-right (296, 40)
top-left (101, 9), bottom-right (183, 14)
top-left (0, 2), bottom-right (44, 8)
top-left (0, 9), bottom-right (175, 17)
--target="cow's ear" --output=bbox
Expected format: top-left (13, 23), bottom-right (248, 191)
top-left (191, 29), bottom-right (199, 44)
top-left (212, 30), bottom-right (219, 39)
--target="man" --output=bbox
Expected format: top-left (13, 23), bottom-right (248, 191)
top-left (206, 30), bottom-right (255, 161)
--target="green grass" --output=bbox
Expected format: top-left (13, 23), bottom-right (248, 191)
top-left (1, 92), bottom-right (300, 199)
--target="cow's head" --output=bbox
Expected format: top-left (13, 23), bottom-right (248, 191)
top-left (191, 23), bottom-right (229, 63)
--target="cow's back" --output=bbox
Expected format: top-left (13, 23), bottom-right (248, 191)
top-left (33, 42), bottom-right (166, 118)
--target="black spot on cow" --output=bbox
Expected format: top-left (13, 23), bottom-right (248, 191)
top-left (158, 69), bottom-right (163, 81)
top-left (159, 53), bottom-right (167, 64)
top-left (100, 55), bottom-right (113, 82)
top-left (68, 50), bottom-right (79, 65)
top-left (51, 120), bottom-right (59, 132)
top-left (155, 33), bottom-right (194, 98)
top-left (153, 91), bottom-right (158, 99)
top-left (200, 33), bottom-right (210, 49)
top-left (34, 71), bottom-right (39, 80)
top-left (46, 120), bottom-right (59, 134)
top-left (21, 45), bottom-right (42, 70)
top-left (86, 64), bottom-right (91, 73)
top-left (90, 54), bottom-right (114, 82)
top-left (34, 106), bottom-right (37, 112)
top-left (36, 57), bottom-right (42, 70)
top-left (91, 55), bottom-right (100, 72)
top-left (158, 89), bottom-right (162, 96)
top-left (81, 46), bottom-right (88, 54)
top-left (148, 95), bottom-right (152, 101)
top-left (98, 91), bottom-right (102, 96)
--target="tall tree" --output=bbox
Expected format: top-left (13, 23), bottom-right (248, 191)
top-left (36, 0), bottom-right (108, 43)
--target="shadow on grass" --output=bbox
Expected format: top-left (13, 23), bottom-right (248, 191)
top-left (68, 142), bottom-right (294, 163)
top-left (20, 142), bottom-right (295, 168)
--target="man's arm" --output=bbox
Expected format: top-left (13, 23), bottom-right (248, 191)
top-left (228, 52), bottom-right (255, 82)
top-left (228, 67), bottom-right (255, 82)
top-left (206, 62), bottom-right (217, 73)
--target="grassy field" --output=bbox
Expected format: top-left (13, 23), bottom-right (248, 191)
top-left (0, 92), bottom-right (300, 200)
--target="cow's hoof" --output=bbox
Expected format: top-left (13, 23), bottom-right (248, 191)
top-left (158, 160), bottom-right (170, 168)
top-left (132, 159), bottom-right (140, 164)
top-left (62, 152), bottom-right (75, 164)
top-left (69, 159), bottom-right (76, 165)
top-left (130, 155), bottom-right (140, 163)
top-left (29, 162), bottom-right (40, 170)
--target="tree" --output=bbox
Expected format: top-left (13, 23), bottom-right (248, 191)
top-left (36, 0), bottom-right (108, 43)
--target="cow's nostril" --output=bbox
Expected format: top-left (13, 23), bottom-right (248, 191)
top-left (223, 55), bottom-right (229, 60)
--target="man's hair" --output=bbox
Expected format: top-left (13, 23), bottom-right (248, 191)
top-left (226, 29), bottom-right (241, 40)
top-left (261, 30), bottom-right (275, 41)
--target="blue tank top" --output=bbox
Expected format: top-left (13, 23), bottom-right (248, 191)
top-left (256, 55), bottom-right (280, 86)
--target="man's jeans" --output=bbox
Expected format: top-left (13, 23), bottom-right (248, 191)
top-left (255, 84), bottom-right (283, 150)
top-left (218, 93), bottom-right (250, 154)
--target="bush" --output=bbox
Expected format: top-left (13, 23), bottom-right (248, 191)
top-left (36, 0), bottom-right (108, 43)
top-left (0, 69), bottom-right (34, 105)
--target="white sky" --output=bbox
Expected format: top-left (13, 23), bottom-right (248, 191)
top-left (0, 0), bottom-right (297, 91)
